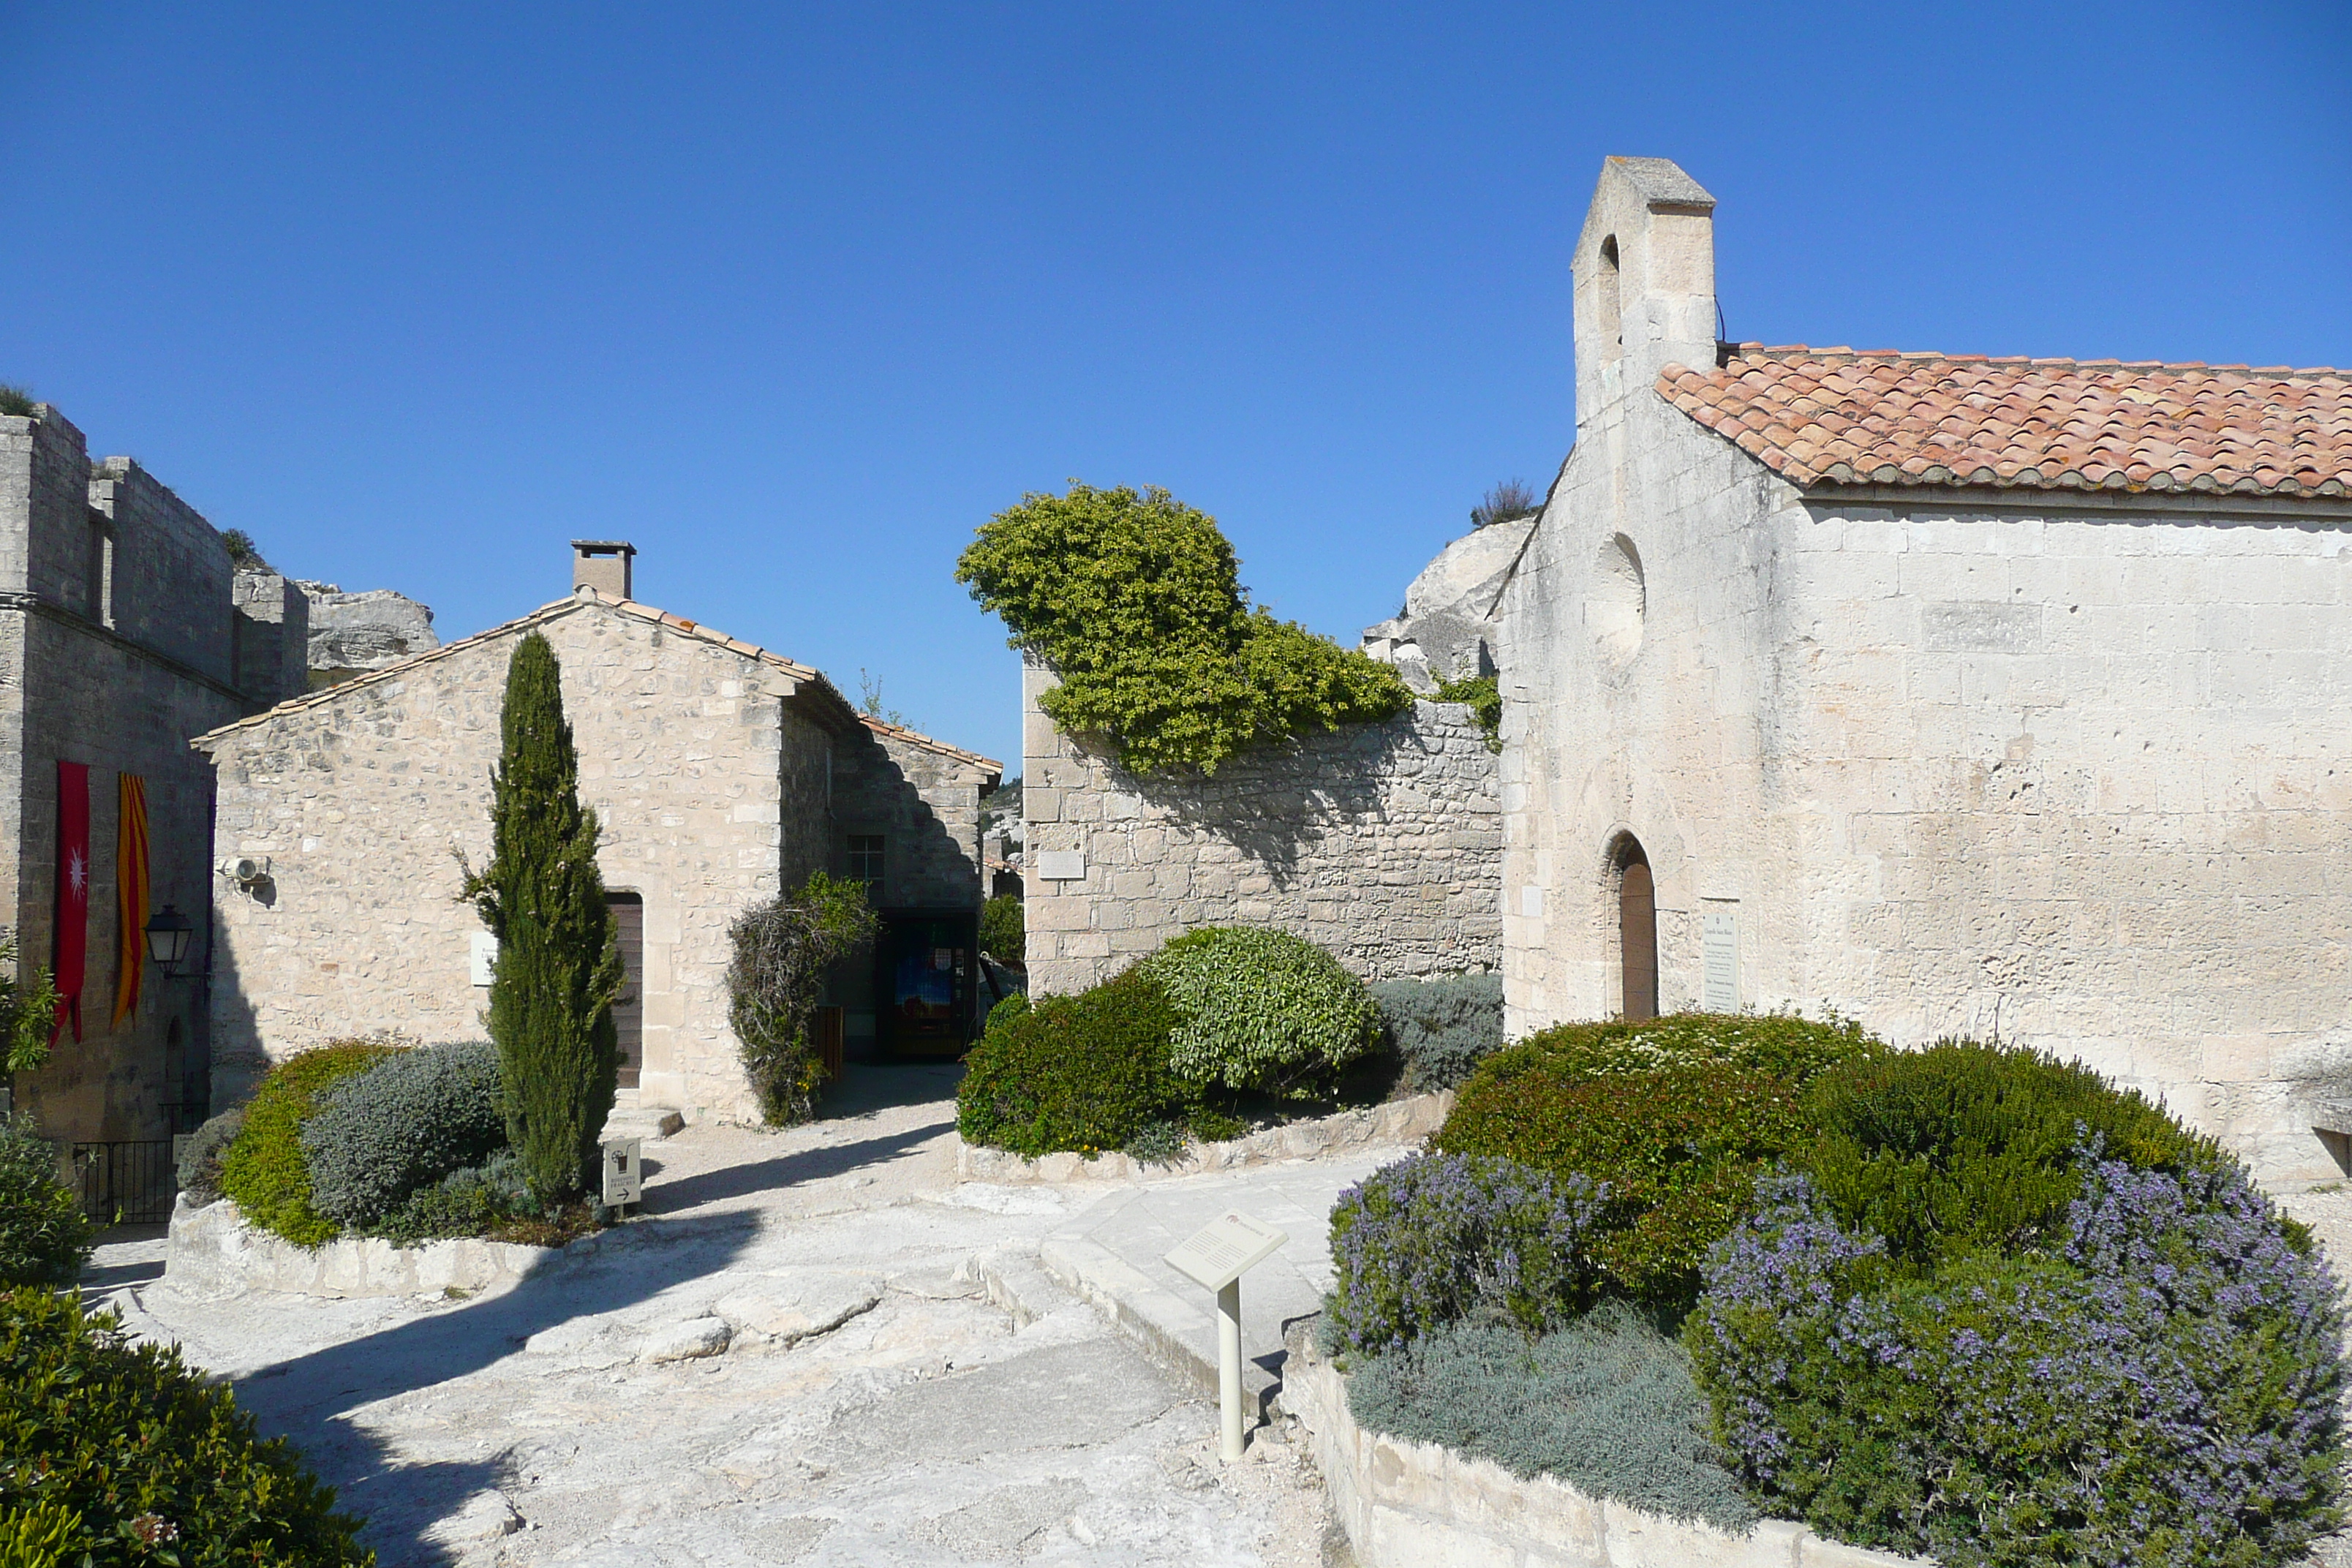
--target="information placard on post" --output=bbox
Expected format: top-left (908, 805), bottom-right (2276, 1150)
top-left (1165, 1210), bottom-right (1289, 1292)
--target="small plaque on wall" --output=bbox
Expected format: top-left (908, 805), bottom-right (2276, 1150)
top-left (470, 931), bottom-right (500, 987)
top-left (1036, 851), bottom-right (1086, 881)
top-left (1702, 908), bottom-right (1738, 1011)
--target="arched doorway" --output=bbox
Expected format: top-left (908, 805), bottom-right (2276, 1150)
top-left (1615, 837), bottom-right (1657, 1021)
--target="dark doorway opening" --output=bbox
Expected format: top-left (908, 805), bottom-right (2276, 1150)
top-left (1616, 838), bottom-right (1657, 1022)
top-left (874, 909), bottom-right (980, 1058)
top-left (608, 892), bottom-right (644, 1088)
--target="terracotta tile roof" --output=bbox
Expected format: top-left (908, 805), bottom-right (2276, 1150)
top-left (195, 589), bottom-right (1005, 774)
top-left (1658, 345), bottom-right (2352, 500)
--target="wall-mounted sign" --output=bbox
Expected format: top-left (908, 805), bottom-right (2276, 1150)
top-left (1036, 850), bottom-right (1086, 881)
top-left (1702, 907), bottom-right (1738, 1011)
top-left (470, 931), bottom-right (499, 987)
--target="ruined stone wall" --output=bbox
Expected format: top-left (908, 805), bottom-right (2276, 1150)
top-left (93, 461), bottom-right (237, 684)
top-left (231, 569), bottom-right (312, 706)
top-left (200, 600), bottom-right (838, 1123)
top-left (1022, 664), bottom-right (1502, 997)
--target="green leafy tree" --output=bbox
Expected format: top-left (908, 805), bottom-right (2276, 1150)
top-left (461, 633), bottom-right (623, 1202)
top-left (956, 483), bottom-right (1411, 774)
top-left (978, 894), bottom-right (1024, 965)
top-left (725, 872), bottom-right (878, 1124)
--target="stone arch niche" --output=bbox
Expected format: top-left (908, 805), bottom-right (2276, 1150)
top-left (1590, 534), bottom-right (1646, 671)
top-left (1608, 833), bottom-right (1658, 1021)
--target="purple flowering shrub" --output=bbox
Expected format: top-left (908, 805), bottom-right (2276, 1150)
top-left (1324, 1152), bottom-right (1610, 1354)
top-left (1686, 1161), bottom-right (2346, 1567)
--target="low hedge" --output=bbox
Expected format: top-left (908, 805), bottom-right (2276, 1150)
top-left (1370, 971), bottom-right (1504, 1093)
top-left (955, 968), bottom-right (1198, 1156)
top-left (218, 1038), bottom-right (403, 1246)
top-left (0, 1287), bottom-right (373, 1564)
top-left (301, 1042), bottom-right (505, 1232)
top-left (1434, 1013), bottom-right (1877, 1305)
top-left (175, 1107), bottom-right (246, 1205)
top-left (1138, 927), bottom-right (1377, 1098)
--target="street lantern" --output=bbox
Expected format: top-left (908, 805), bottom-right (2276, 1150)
top-left (143, 903), bottom-right (195, 977)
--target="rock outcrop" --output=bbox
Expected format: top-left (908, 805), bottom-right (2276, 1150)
top-left (296, 580), bottom-right (439, 688)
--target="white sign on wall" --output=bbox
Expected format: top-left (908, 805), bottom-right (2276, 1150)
top-left (1036, 850), bottom-right (1087, 881)
top-left (1701, 907), bottom-right (1738, 1011)
top-left (470, 931), bottom-right (500, 987)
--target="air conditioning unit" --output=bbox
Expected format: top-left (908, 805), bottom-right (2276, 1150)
top-left (219, 855), bottom-right (271, 887)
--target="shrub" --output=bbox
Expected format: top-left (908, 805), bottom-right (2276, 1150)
top-left (0, 934), bottom-right (61, 1077)
top-left (1801, 1038), bottom-right (2225, 1275)
top-left (1139, 927), bottom-right (1378, 1098)
top-left (1686, 1162), bottom-right (2346, 1567)
top-left (301, 1043), bottom-right (505, 1231)
top-left (955, 968), bottom-right (1196, 1156)
top-left (1469, 478), bottom-right (1539, 529)
top-left (371, 1151), bottom-right (538, 1246)
top-left (978, 894), bottom-right (1024, 965)
top-left (1325, 1152), bottom-right (1607, 1354)
top-left (0, 1115), bottom-right (91, 1289)
top-left (1347, 1300), bottom-right (1754, 1530)
top-left (955, 482), bottom-right (1411, 774)
top-left (1432, 674), bottom-right (1501, 752)
top-left (461, 630), bottom-right (624, 1202)
top-left (218, 1038), bottom-right (402, 1246)
top-left (726, 872), bottom-right (879, 1126)
top-left (173, 1107), bottom-right (246, 1204)
top-left (0, 1289), bottom-right (374, 1564)
top-left (1436, 1014), bottom-right (1876, 1305)
top-left (0, 386), bottom-right (35, 421)
top-left (1371, 971), bottom-right (1504, 1092)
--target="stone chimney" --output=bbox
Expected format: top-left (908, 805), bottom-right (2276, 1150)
top-left (1571, 157), bottom-right (1717, 428)
top-left (572, 540), bottom-right (636, 600)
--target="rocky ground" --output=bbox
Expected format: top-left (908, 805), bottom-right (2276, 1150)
top-left (88, 1065), bottom-right (1342, 1568)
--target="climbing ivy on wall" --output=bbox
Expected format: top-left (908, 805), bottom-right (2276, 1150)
top-left (955, 483), bottom-right (1412, 774)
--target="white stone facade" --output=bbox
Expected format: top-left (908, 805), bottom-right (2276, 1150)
top-left (1499, 157), bottom-right (2352, 1183)
top-left (197, 591), bottom-right (997, 1123)
top-left (1022, 663), bottom-right (1501, 996)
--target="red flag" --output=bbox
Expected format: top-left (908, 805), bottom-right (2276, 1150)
top-left (53, 761), bottom-right (88, 1044)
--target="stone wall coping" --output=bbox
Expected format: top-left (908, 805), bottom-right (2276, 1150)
top-left (954, 1090), bottom-right (1455, 1185)
top-left (164, 1196), bottom-right (562, 1300)
top-left (1281, 1320), bottom-right (1930, 1568)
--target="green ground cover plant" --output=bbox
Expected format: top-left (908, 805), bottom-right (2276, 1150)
top-left (955, 483), bottom-right (1411, 774)
top-left (461, 630), bottom-right (624, 1202)
top-left (0, 1115), bottom-right (91, 1289)
top-left (217, 1038), bottom-right (402, 1246)
top-left (1137, 927), bottom-right (1377, 1098)
top-left (1434, 1012), bottom-right (1877, 1305)
top-left (0, 1289), bottom-right (373, 1566)
top-left (727, 872), bottom-right (879, 1125)
top-left (1369, 971), bottom-right (1504, 1092)
top-left (1346, 1301), bottom-right (1754, 1531)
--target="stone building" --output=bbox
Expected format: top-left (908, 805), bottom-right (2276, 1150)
top-left (195, 543), bottom-right (999, 1123)
top-left (1, 402), bottom-right (309, 1146)
top-left (1496, 156), bottom-right (2352, 1182)
top-left (1019, 660), bottom-right (1501, 998)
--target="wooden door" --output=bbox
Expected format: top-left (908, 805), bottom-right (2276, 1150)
top-left (1620, 858), bottom-right (1657, 1022)
top-left (608, 892), bottom-right (644, 1088)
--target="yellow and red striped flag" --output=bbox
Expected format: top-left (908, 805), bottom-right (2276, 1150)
top-left (113, 772), bottom-right (148, 1029)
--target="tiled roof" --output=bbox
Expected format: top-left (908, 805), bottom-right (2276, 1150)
top-left (1659, 345), bottom-right (2352, 500)
top-left (195, 589), bottom-right (1005, 774)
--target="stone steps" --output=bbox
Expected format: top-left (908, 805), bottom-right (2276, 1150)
top-left (601, 1088), bottom-right (682, 1143)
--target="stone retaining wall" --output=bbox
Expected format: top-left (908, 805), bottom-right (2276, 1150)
top-left (165, 1196), bottom-right (554, 1299)
top-left (1281, 1322), bottom-right (1926, 1568)
top-left (954, 1091), bottom-right (1452, 1185)
top-left (1023, 661), bottom-right (1502, 998)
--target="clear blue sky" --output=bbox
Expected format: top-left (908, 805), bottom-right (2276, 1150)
top-left (5, 3), bottom-right (2346, 769)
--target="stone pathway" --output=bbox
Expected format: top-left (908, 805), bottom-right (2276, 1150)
top-left (86, 1068), bottom-right (1387, 1568)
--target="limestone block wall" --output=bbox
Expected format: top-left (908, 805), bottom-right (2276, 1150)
top-left (1022, 663), bottom-right (1501, 997)
top-left (832, 722), bottom-right (992, 910)
top-left (93, 460), bottom-right (238, 685)
top-left (230, 568), bottom-right (312, 706)
top-left (1503, 378), bottom-right (2352, 1185)
top-left (200, 600), bottom-right (837, 1122)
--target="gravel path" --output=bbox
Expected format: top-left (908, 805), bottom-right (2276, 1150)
top-left (89, 1066), bottom-right (1342, 1568)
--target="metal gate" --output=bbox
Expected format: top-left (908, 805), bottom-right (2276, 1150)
top-left (69, 1140), bottom-right (177, 1226)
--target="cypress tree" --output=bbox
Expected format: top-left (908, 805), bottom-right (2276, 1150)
top-left (464, 632), bottom-right (622, 1202)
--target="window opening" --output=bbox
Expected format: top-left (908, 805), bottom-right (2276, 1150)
top-left (847, 834), bottom-right (886, 898)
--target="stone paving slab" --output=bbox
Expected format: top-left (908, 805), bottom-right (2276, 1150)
top-left (1039, 1146), bottom-right (1403, 1408)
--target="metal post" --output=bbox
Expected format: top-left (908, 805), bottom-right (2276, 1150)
top-left (1218, 1277), bottom-right (1245, 1462)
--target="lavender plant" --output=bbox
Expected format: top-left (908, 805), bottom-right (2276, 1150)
top-left (1324, 1151), bottom-right (1611, 1354)
top-left (1686, 1159), bottom-right (2347, 1567)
